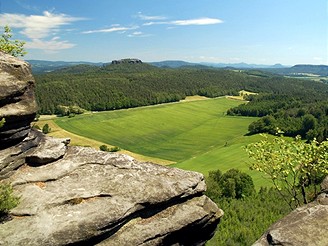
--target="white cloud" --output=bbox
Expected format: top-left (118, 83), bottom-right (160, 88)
top-left (83, 25), bottom-right (139, 34)
top-left (0, 11), bottom-right (84, 39)
top-left (143, 17), bottom-right (223, 26)
top-left (143, 21), bottom-right (168, 26)
top-left (128, 31), bottom-right (152, 38)
top-left (0, 11), bottom-right (84, 52)
top-left (172, 17), bottom-right (223, 26)
top-left (136, 12), bottom-right (167, 21)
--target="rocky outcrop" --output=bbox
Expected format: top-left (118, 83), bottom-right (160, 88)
top-left (0, 53), bottom-right (222, 245)
top-left (0, 132), bottom-right (222, 245)
top-left (253, 176), bottom-right (328, 246)
top-left (0, 51), bottom-right (37, 149)
top-left (112, 58), bottom-right (142, 64)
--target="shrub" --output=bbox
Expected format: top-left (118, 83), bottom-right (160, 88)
top-left (0, 118), bottom-right (5, 128)
top-left (42, 123), bottom-right (51, 134)
top-left (100, 145), bottom-right (121, 152)
top-left (0, 183), bottom-right (20, 215)
top-left (110, 146), bottom-right (121, 152)
top-left (99, 145), bottom-right (109, 152)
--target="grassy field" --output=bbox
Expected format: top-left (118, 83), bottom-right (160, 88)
top-left (50, 97), bottom-right (270, 188)
top-left (34, 119), bottom-right (174, 165)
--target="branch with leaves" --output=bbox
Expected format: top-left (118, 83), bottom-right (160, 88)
top-left (246, 135), bottom-right (328, 209)
top-left (0, 25), bottom-right (27, 57)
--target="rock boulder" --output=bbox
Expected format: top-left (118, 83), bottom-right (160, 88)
top-left (1, 139), bottom-right (223, 245)
top-left (0, 52), bottom-right (37, 149)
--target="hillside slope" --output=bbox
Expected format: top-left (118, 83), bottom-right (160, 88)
top-left (35, 63), bottom-right (328, 115)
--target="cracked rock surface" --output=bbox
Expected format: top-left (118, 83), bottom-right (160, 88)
top-left (0, 135), bottom-right (222, 245)
top-left (0, 51), bottom-right (37, 149)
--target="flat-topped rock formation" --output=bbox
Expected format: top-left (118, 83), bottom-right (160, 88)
top-left (111, 58), bottom-right (142, 64)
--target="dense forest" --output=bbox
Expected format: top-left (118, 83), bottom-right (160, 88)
top-left (227, 93), bottom-right (328, 141)
top-left (35, 63), bottom-right (328, 141)
top-left (35, 63), bottom-right (243, 114)
top-left (35, 63), bottom-right (328, 112)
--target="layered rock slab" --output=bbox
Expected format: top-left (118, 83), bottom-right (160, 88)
top-left (0, 51), bottom-right (37, 149)
top-left (0, 140), bottom-right (222, 245)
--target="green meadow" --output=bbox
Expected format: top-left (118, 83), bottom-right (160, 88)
top-left (55, 97), bottom-right (269, 187)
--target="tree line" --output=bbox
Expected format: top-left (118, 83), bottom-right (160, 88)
top-left (228, 92), bottom-right (328, 141)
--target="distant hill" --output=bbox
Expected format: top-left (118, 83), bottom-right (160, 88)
top-left (26, 60), bottom-right (104, 74)
top-left (287, 64), bottom-right (328, 76)
top-left (200, 62), bottom-right (289, 69)
top-left (27, 59), bottom-right (327, 77)
top-left (151, 60), bottom-right (199, 68)
top-left (151, 60), bottom-right (289, 69)
top-left (262, 64), bottom-right (328, 77)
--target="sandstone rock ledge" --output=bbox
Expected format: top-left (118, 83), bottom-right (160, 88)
top-left (0, 52), bottom-right (37, 149)
top-left (0, 130), bottom-right (222, 245)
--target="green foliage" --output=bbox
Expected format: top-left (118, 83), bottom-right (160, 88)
top-left (110, 146), bottom-right (121, 152)
top-left (99, 144), bottom-right (121, 152)
top-left (206, 169), bottom-right (255, 199)
top-left (206, 170), bottom-right (290, 245)
top-left (0, 183), bottom-right (20, 215)
top-left (0, 118), bottom-right (5, 128)
top-left (229, 93), bottom-right (328, 141)
top-left (99, 145), bottom-right (109, 152)
top-left (0, 26), bottom-right (26, 57)
top-left (56, 105), bottom-right (85, 117)
top-left (248, 115), bottom-right (277, 135)
top-left (246, 135), bottom-right (328, 209)
top-left (42, 124), bottom-right (51, 134)
top-left (206, 187), bottom-right (291, 246)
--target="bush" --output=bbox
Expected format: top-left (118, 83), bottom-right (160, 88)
top-left (0, 183), bottom-right (19, 215)
top-left (99, 145), bottom-right (109, 152)
top-left (110, 146), bottom-right (121, 152)
top-left (99, 145), bottom-right (121, 152)
top-left (42, 123), bottom-right (51, 134)
top-left (0, 118), bottom-right (5, 128)
top-left (56, 105), bottom-right (85, 117)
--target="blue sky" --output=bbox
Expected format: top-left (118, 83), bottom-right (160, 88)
top-left (0, 0), bottom-right (327, 65)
